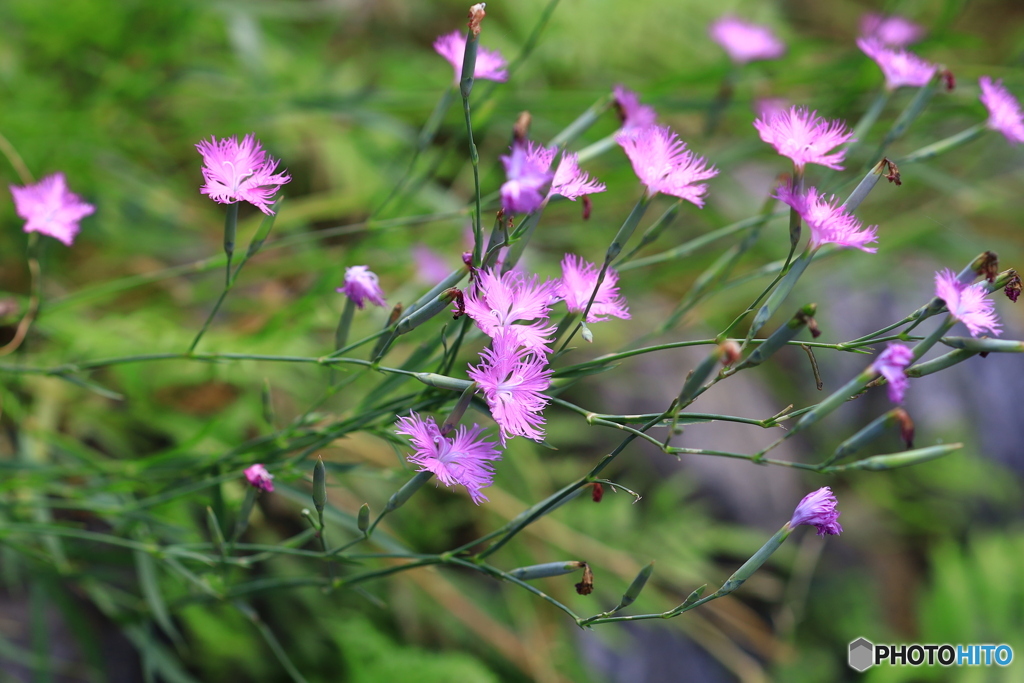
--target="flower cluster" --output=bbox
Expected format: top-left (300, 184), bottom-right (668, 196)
top-left (396, 413), bottom-right (501, 504)
top-left (873, 343), bottom-right (915, 404)
top-left (708, 16), bottom-right (785, 65)
top-left (857, 38), bottom-right (937, 91)
top-left (774, 185), bottom-right (878, 252)
top-left (195, 134), bottom-right (291, 215)
top-left (11, 173), bottom-right (95, 246)
top-left (433, 30), bottom-right (508, 85)
top-left (616, 125), bottom-right (718, 204)
top-left (753, 106), bottom-right (854, 170)
top-left (860, 13), bottom-right (925, 47)
top-left (934, 269), bottom-right (1001, 338)
top-left (789, 487), bottom-right (843, 536)
top-left (979, 76), bottom-right (1024, 145)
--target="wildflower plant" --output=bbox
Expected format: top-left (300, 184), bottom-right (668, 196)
top-left (1, 2), bottom-right (1023, 679)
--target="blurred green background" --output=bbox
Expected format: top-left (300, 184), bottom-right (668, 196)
top-left (1, 0), bottom-right (1023, 681)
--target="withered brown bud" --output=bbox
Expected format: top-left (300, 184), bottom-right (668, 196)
top-left (893, 408), bottom-right (914, 449)
top-left (881, 157), bottom-right (901, 186)
top-left (448, 288), bottom-right (466, 319)
top-left (575, 563), bottom-right (594, 596)
top-left (591, 482), bottom-right (604, 503)
top-left (1004, 273), bottom-right (1021, 303)
top-left (719, 340), bottom-right (742, 366)
top-left (512, 111), bottom-right (532, 144)
top-left (796, 310), bottom-right (822, 338)
top-left (467, 3), bottom-right (486, 36)
top-left (972, 251), bottom-right (999, 283)
top-left (940, 69), bottom-right (956, 92)
top-left (582, 195), bottom-right (592, 221)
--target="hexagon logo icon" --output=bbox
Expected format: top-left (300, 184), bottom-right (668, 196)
top-left (849, 637), bottom-right (874, 672)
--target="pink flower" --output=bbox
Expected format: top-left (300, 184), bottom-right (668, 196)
top-left (708, 16), bottom-right (785, 65)
top-left (754, 97), bottom-right (789, 120)
top-left (558, 254), bottom-right (630, 322)
top-left (615, 125), bottom-right (718, 205)
top-left (523, 142), bottom-right (605, 201)
top-left (10, 173), bottom-right (95, 246)
top-left (873, 343), bottom-right (914, 404)
top-left (860, 13), bottom-right (925, 48)
top-left (244, 464), bottom-right (274, 492)
top-left (753, 106), bottom-right (854, 171)
top-left (195, 134), bottom-right (291, 215)
top-left (338, 265), bottom-right (386, 309)
top-left (395, 412), bottom-right (501, 504)
top-left (774, 185), bottom-right (878, 252)
top-left (789, 487), bottom-right (842, 536)
top-left (934, 269), bottom-right (1001, 338)
top-left (467, 332), bottom-right (552, 444)
top-left (857, 38), bottom-right (937, 91)
top-left (463, 269), bottom-right (557, 354)
top-left (979, 76), bottom-right (1024, 146)
top-left (500, 141), bottom-right (554, 215)
top-left (433, 31), bottom-right (508, 86)
top-left (613, 85), bottom-right (658, 134)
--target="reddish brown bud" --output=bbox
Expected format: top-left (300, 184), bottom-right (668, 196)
top-left (719, 340), bottom-right (742, 366)
top-left (575, 563), bottom-right (594, 596)
top-left (513, 111), bottom-right (532, 144)
top-left (893, 408), bottom-right (914, 449)
top-left (940, 69), bottom-right (956, 92)
top-left (386, 303), bottom-right (404, 327)
top-left (582, 195), bottom-right (592, 221)
top-left (797, 311), bottom-right (821, 339)
top-left (1004, 273), bottom-right (1021, 303)
top-left (467, 3), bottom-right (486, 36)
top-left (591, 482), bottom-right (604, 503)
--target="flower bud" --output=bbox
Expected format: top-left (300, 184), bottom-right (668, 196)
top-left (467, 3), bottom-right (486, 36)
top-left (591, 482), bottom-right (604, 503)
top-left (312, 456), bottom-right (327, 514)
top-left (1004, 273), bottom-right (1021, 303)
top-left (510, 561), bottom-right (585, 581)
top-left (357, 503), bottom-right (370, 532)
top-left (615, 562), bottom-right (654, 610)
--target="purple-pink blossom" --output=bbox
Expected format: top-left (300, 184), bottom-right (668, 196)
top-left (789, 487), bottom-right (842, 536)
top-left (558, 254), bottom-right (630, 323)
top-left (433, 30), bottom-right (508, 85)
top-left (195, 134), bottom-right (291, 215)
top-left (500, 140), bottom-right (554, 215)
top-left (857, 38), bottom-right (937, 91)
top-left (860, 13), bottom-right (925, 48)
top-left (523, 143), bottom-right (606, 202)
top-left (934, 269), bottom-right (1001, 338)
top-left (613, 85), bottom-right (658, 135)
top-left (774, 185), bottom-right (878, 252)
top-left (463, 269), bottom-right (557, 354)
top-left (395, 412), bottom-right (501, 504)
top-left (979, 76), bottom-right (1024, 146)
top-left (10, 173), bottom-right (95, 246)
top-left (873, 343), bottom-right (914, 404)
top-left (244, 464), bottom-right (275, 492)
top-left (615, 125), bottom-right (718, 205)
top-left (338, 265), bottom-right (386, 309)
top-left (467, 332), bottom-right (552, 444)
top-left (753, 106), bottom-right (854, 171)
top-left (708, 16), bottom-right (785, 65)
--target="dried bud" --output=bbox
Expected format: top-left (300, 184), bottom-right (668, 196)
top-left (972, 251), bottom-right (999, 283)
top-left (467, 3), bottom-right (486, 36)
top-left (940, 68), bottom-right (956, 91)
top-left (881, 157), bottom-right (901, 186)
top-left (512, 111), bottom-right (532, 143)
top-left (592, 482), bottom-right (604, 503)
top-left (386, 302), bottom-right (404, 327)
top-left (719, 340), bottom-right (742, 366)
top-left (582, 195), bottom-right (592, 220)
top-left (1004, 274), bottom-right (1021, 303)
top-left (575, 563), bottom-right (594, 596)
top-left (448, 288), bottom-right (466, 319)
top-left (796, 307), bottom-right (821, 338)
top-left (893, 408), bottom-right (914, 449)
